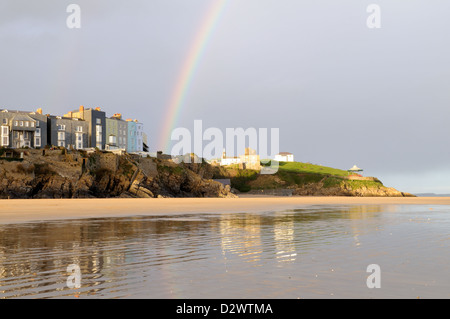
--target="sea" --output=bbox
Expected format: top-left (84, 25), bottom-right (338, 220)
top-left (0, 204), bottom-right (449, 299)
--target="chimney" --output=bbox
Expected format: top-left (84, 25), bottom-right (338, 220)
top-left (95, 107), bottom-right (101, 111)
top-left (79, 105), bottom-right (85, 120)
top-left (36, 108), bottom-right (43, 115)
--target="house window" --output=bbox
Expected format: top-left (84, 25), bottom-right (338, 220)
top-left (30, 122), bottom-right (34, 127)
top-left (2, 119), bottom-right (7, 124)
top-left (58, 141), bottom-right (65, 147)
top-left (35, 128), bottom-right (41, 136)
top-left (25, 121), bottom-right (29, 127)
top-left (96, 125), bottom-right (102, 145)
top-left (57, 124), bottom-right (66, 131)
top-left (14, 121), bottom-right (18, 126)
top-left (96, 118), bottom-right (101, 124)
top-left (35, 137), bottom-right (41, 147)
top-left (36, 121), bottom-right (39, 127)
top-left (1, 125), bottom-right (9, 146)
top-left (19, 121), bottom-right (23, 126)
top-left (58, 132), bottom-right (65, 141)
top-left (76, 126), bottom-right (82, 132)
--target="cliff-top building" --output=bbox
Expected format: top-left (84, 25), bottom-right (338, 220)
top-left (0, 108), bottom-right (48, 149)
top-left (125, 119), bottom-right (144, 153)
top-left (47, 115), bottom-right (89, 150)
top-left (64, 106), bottom-right (106, 149)
top-left (0, 105), bottom-right (146, 153)
top-left (274, 152), bottom-right (294, 162)
top-left (105, 113), bottom-right (128, 150)
top-left (220, 147), bottom-right (261, 170)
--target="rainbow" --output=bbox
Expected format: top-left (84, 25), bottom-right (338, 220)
top-left (158, 0), bottom-right (229, 152)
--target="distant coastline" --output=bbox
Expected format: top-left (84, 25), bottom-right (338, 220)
top-left (414, 193), bottom-right (450, 197)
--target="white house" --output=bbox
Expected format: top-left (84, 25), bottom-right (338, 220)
top-left (220, 149), bottom-right (241, 166)
top-left (274, 152), bottom-right (294, 162)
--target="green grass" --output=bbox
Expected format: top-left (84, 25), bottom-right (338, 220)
top-left (342, 180), bottom-right (383, 190)
top-left (218, 161), bottom-right (382, 193)
top-left (277, 170), bottom-right (324, 185)
top-left (322, 177), bottom-right (343, 188)
top-left (230, 169), bottom-right (259, 192)
top-left (277, 161), bottom-right (350, 177)
top-left (158, 164), bottom-right (184, 175)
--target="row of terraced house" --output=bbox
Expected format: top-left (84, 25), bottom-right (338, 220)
top-left (0, 106), bottom-right (148, 153)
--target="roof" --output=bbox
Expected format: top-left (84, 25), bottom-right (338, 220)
top-left (49, 115), bottom-right (85, 122)
top-left (2, 109), bottom-right (34, 115)
top-left (348, 165), bottom-right (363, 171)
top-left (278, 152), bottom-right (293, 156)
top-left (12, 114), bottom-right (36, 122)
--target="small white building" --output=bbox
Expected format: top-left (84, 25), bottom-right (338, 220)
top-left (348, 165), bottom-right (363, 175)
top-left (274, 152), bottom-right (294, 162)
top-left (220, 149), bottom-right (241, 166)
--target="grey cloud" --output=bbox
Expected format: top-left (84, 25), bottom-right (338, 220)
top-left (1, 0), bottom-right (450, 193)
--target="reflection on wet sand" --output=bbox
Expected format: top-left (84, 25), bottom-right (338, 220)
top-left (0, 204), bottom-right (448, 298)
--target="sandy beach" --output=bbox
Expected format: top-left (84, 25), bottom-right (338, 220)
top-left (1, 196), bottom-right (450, 224)
top-left (1, 196), bottom-right (449, 299)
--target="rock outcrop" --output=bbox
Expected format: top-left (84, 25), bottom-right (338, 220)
top-left (291, 180), bottom-right (414, 197)
top-left (0, 149), bottom-right (236, 199)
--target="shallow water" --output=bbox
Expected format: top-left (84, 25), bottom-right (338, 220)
top-left (0, 204), bottom-right (449, 299)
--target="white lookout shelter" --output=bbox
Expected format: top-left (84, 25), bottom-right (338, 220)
top-left (348, 165), bottom-right (363, 174)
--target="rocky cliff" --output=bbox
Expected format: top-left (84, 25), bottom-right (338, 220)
top-left (0, 148), bottom-right (412, 199)
top-left (290, 179), bottom-right (413, 197)
top-left (0, 149), bottom-right (236, 199)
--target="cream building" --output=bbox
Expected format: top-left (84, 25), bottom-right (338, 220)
top-left (220, 148), bottom-right (261, 170)
top-left (274, 152), bottom-right (294, 162)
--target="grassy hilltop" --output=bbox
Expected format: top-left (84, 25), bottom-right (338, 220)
top-left (214, 161), bottom-right (413, 197)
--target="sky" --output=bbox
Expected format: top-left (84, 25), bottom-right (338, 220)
top-left (1, 0), bottom-right (450, 194)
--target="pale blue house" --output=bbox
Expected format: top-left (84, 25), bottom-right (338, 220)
top-left (126, 119), bottom-right (137, 153)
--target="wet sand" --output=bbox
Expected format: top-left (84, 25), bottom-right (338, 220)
top-left (1, 203), bottom-right (449, 298)
top-left (1, 196), bottom-right (450, 224)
